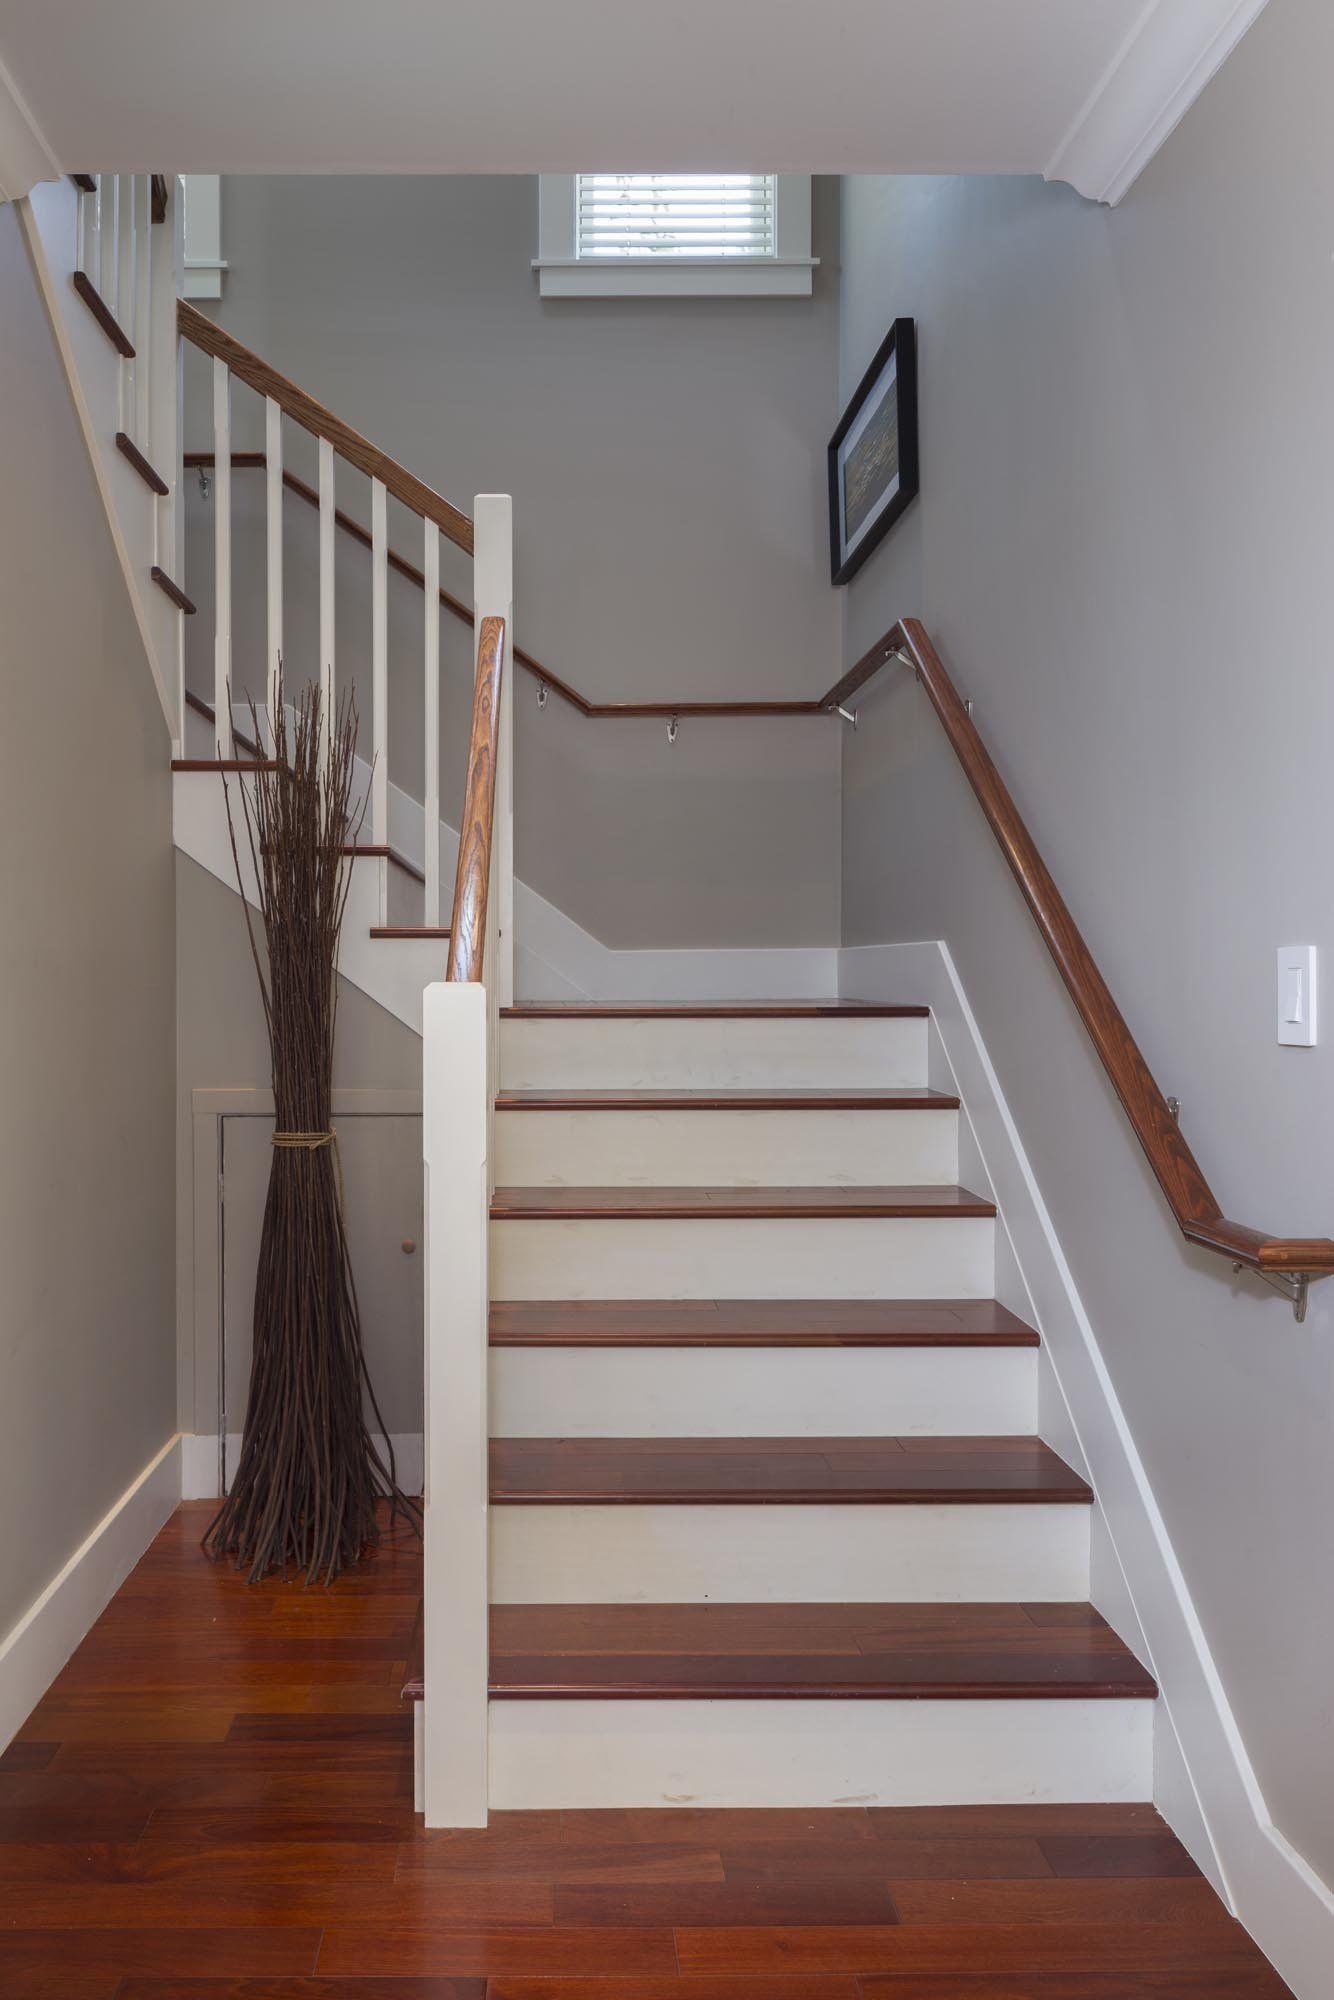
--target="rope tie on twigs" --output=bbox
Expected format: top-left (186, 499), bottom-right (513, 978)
top-left (272, 1128), bottom-right (350, 1224)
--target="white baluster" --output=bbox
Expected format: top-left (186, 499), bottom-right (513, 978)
top-left (265, 398), bottom-right (283, 752)
top-left (318, 440), bottom-right (336, 774)
top-left (371, 477), bottom-right (389, 923)
top-left (89, 175), bottom-right (104, 296)
top-left (474, 494), bottom-right (515, 1009)
top-left (423, 521), bottom-right (441, 929)
top-left (133, 176), bottom-right (152, 444)
top-left (213, 360), bottom-right (231, 755)
top-left (104, 175), bottom-right (119, 318)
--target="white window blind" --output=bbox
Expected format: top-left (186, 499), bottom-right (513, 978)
top-left (575, 174), bottom-right (777, 260)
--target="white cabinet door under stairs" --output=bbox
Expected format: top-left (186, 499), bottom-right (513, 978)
top-left (422, 1001), bottom-right (1156, 1819)
top-left (220, 1112), bottom-right (424, 1485)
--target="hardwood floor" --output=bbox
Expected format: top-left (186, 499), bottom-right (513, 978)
top-left (0, 1501), bottom-right (1291, 1998)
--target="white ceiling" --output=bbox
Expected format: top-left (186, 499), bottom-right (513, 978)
top-left (0, 0), bottom-right (1268, 206)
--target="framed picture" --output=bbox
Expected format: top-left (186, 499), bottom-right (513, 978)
top-left (828, 317), bottom-right (918, 585)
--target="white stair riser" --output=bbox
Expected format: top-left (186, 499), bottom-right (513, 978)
top-left (488, 1696), bottom-right (1153, 1809)
top-left (499, 1016), bottom-right (928, 1090)
top-left (490, 1502), bottom-right (1089, 1603)
top-left (495, 1106), bottom-right (958, 1187)
top-left (489, 1345), bottom-right (1036, 1437)
top-left (491, 1216), bottom-right (995, 1300)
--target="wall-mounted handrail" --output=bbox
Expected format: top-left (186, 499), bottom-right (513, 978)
top-left (178, 302), bottom-right (474, 555)
top-left (446, 615), bottom-right (506, 984)
top-left (885, 616), bottom-right (1334, 1308)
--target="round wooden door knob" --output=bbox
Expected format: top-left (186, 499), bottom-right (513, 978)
top-left (401, 1238), bottom-right (417, 1254)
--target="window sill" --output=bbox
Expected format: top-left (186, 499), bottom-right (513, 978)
top-left (534, 257), bottom-right (818, 299)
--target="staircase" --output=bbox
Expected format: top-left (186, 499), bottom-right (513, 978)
top-left (30, 164), bottom-right (1156, 1824)
top-left (427, 998), bottom-right (1156, 1814)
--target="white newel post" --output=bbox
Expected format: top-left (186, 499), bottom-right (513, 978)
top-left (422, 492), bottom-right (513, 1827)
top-left (422, 983), bottom-right (491, 1827)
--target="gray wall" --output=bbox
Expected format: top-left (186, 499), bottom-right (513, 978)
top-left (837, 0), bottom-right (1334, 1885)
top-left (0, 203), bottom-right (176, 1638)
top-left (184, 175), bottom-right (844, 948)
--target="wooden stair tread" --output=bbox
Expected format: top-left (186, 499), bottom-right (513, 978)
top-left (71, 271), bottom-right (134, 356)
top-left (489, 1436), bottom-right (1091, 1505)
top-left (489, 1602), bottom-right (1156, 1700)
top-left (489, 1298), bottom-right (1038, 1347)
top-left (501, 1002), bottom-right (927, 1018)
top-left (491, 1184), bottom-right (996, 1220)
top-left (343, 842), bottom-right (427, 884)
top-left (115, 430), bottom-right (170, 495)
top-left (495, 1086), bottom-right (959, 1111)
top-left (369, 926), bottom-right (452, 939)
top-left (150, 565), bottom-right (197, 614)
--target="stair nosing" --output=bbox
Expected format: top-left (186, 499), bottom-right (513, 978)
top-left (488, 1300), bottom-right (1039, 1349)
top-left (487, 1602), bottom-right (1157, 1703)
top-left (490, 1184), bottom-right (996, 1221)
top-left (494, 1088), bottom-right (960, 1112)
top-left (488, 1437), bottom-right (1093, 1508)
top-left (500, 1003), bottom-right (929, 1019)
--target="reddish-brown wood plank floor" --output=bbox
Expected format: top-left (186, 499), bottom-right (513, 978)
top-left (0, 1501), bottom-right (1291, 1997)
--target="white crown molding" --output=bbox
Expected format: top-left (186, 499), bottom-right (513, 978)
top-left (1046, 0), bottom-right (1271, 205)
top-left (0, 48), bottom-right (60, 202)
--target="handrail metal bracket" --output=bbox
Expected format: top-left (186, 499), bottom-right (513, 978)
top-left (836, 704), bottom-right (858, 729)
top-left (1233, 1263), bottom-right (1311, 1322)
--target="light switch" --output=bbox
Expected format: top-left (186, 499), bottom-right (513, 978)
top-left (1277, 945), bottom-right (1318, 1047)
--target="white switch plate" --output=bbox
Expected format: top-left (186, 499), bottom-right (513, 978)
top-left (1277, 945), bottom-right (1318, 1047)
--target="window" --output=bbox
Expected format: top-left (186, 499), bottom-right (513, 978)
top-left (536, 174), bottom-right (816, 298)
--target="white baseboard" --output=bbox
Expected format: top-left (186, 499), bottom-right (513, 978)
top-left (841, 941), bottom-right (1334, 1996)
top-left (181, 1432), bottom-right (425, 1500)
top-left (0, 1433), bottom-right (182, 1752)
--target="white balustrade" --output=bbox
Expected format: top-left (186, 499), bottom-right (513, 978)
top-left (371, 478), bottom-right (390, 920)
top-left (265, 397), bottom-right (283, 751)
top-left (212, 358), bottom-right (232, 753)
top-left (318, 439), bottom-right (336, 773)
top-left (423, 522), bottom-right (441, 927)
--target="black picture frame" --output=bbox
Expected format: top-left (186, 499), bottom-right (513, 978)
top-left (827, 317), bottom-right (919, 586)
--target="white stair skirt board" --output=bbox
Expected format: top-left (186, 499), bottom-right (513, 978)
top-left (499, 1016), bottom-right (928, 1091)
top-left (489, 1501), bottom-right (1089, 1604)
top-left (0, 1434), bottom-right (182, 1754)
top-left (491, 1216), bottom-right (995, 1301)
top-left (494, 1106), bottom-right (958, 1188)
top-left (489, 1345), bottom-right (1036, 1438)
top-left (488, 1696), bottom-right (1154, 1811)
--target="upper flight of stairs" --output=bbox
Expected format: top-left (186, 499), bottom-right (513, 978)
top-left (467, 1000), bottom-right (1156, 1813)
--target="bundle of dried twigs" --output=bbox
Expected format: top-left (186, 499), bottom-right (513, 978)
top-left (204, 680), bottom-right (421, 1583)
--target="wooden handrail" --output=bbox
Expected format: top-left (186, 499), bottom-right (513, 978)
top-left (177, 302), bottom-right (474, 556)
top-left (889, 616), bottom-right (1334, 1297)
top-left (446, 616), bottom-right (506, 983)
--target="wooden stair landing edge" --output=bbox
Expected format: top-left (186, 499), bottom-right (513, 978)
top-left (490, 1185), bottom-right (997, 1220)
top-left (495, 1086), bottom-right (960, 1110)
top-left (489, 1298), bottom-right (1039, 1347)
top-left (489, 1435), bottom-right (1092, 1505)
top-left (488, 1601), bottom-right (1158, 1700)
top-left (500, 1002), bottom-right (928, 1018)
